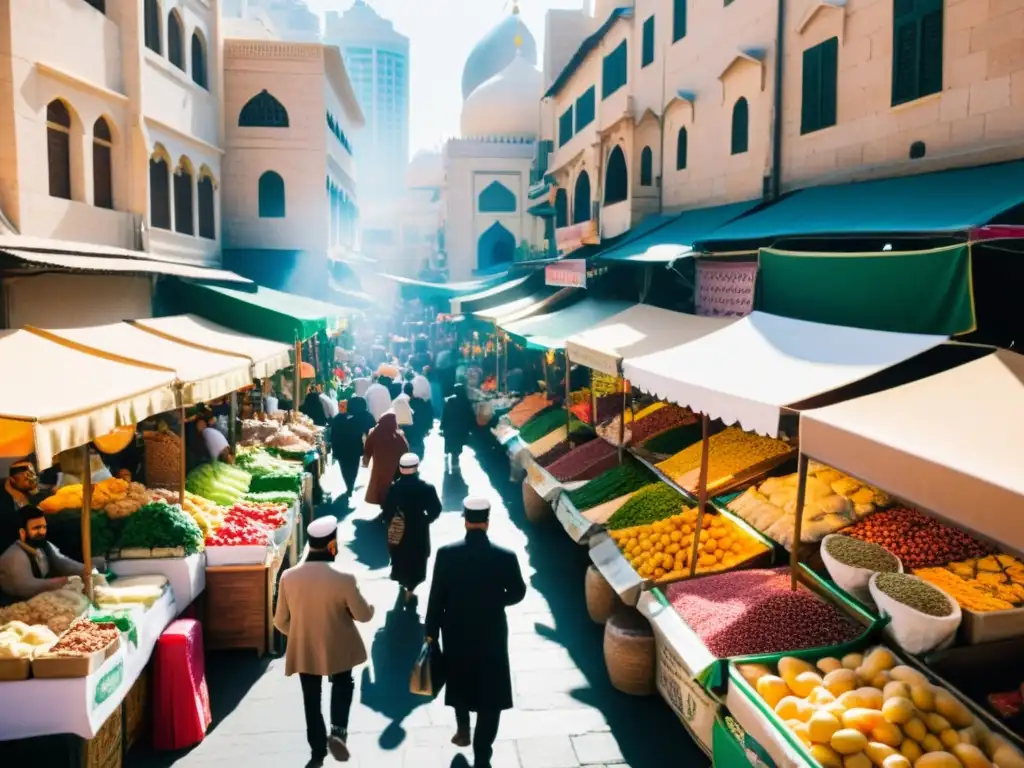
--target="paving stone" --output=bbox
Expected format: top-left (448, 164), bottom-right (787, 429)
top-left (515, 735), bottom-right (581, 767)
top-left (572, 732), bottom-right (625, 764)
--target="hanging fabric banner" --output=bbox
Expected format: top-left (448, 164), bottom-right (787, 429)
top-left (695, 261), bottom-right (758, 317)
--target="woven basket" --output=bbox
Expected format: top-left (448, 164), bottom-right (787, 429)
top-left (585, 565), bottom-right (619, 625)
top-left (144, 432), bottom-right (182, 489)
top-left (603, 607), bottom-right (655, 696)
top-left (522, 480), bottom-right (551, 523)
top-left (86, 703), bottom-right (123, 768)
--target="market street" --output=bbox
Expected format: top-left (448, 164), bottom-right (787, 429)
top-left (129, 429), bottom-right (706, 768)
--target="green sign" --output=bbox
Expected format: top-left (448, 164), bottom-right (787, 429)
top-left (93, 660), bottom-right (124, 710)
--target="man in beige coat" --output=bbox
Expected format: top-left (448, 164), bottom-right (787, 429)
top-left (275, 515), bottom-right (375, 765)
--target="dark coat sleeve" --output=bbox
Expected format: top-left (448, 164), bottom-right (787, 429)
top-left (425, 547), bottom-right (447, 641)
top-left (424, 483), bottom-right (442, 524)
top-left (382, 481), bottom-right (399, 525)
top-left (502, 550), bottom-right (527, 608)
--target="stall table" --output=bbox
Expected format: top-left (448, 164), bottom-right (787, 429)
top-left (109, 554), bottom-right (205, 615)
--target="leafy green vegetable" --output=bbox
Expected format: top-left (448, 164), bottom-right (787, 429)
top-left (118, 501), bottom-right (204, 554)
top-left (186, 461), bottom-right (252, 505)
top-left (605, 484), bottom-right (686, 530)
top-left (89, 511), bottom-right (118, 556)
top-left (567, 461), bottom-right (657, 511)
top-left (243, 490), bottom-right (300, 505)
top-left (249, 472), bottom-right (303, 493)
top-left (237, 449), bottom-right (303, 478)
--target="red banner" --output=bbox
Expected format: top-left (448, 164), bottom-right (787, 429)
top-left (695, 261), bottom-right (757, 317)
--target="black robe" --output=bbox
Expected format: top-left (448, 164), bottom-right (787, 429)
top-left (440, 391), bottom-right (474, 455)
top-left (382, 474), bottom-right (441, 589)
top-left (425, 530), bottom-right (527, 712)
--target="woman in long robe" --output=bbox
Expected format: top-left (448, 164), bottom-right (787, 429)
top-left (331, 396), bottom-right (375, 496)
top-left (362, 413), bottom-right (408, 506)
top-left (382, 456), bottom-right (441, 600)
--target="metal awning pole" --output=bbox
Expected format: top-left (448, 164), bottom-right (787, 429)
top-left (80, 446), bottom-right (93, 601)
top-left (791, 453), bottom-right (810, 591)
top-left (687, 414), bottom-right (711, 578)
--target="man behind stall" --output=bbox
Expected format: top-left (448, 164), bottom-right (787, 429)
top-left (0, 459), bottom-right (47, 552)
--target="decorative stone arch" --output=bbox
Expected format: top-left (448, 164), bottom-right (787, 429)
top-left (797, 0), bottom-right (848, 43)
top-left (167, 8), bottom-right (185, 71)
top-left (46, 97), bottom-right (82, 201)
top-left (478, 180), bottom-right (516, 214)
top-left (197, 163), bottom-right (217, 187)
top-left (477, 221), bottom-right (515, 272)
top-left (148, 142), bottom-right (172, 230)
top-left (718, 50), bottom-right (765, 104)
top-left (173, 155), bottom-right (195, 235)
top-left (572, 170), bottom-right (591, 224)
top-left (604, 145), bottom-right (628, 205)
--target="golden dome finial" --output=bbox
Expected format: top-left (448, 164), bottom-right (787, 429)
top-left (514, 34), bottom-right (523, 48)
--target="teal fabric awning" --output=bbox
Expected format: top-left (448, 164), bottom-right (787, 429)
top-left (600, 201), bottom-right (761, 263)
top-left (381, 272), bottom-right (507, 300)
top-left (696, 161), bottom-right (1024, 249)
top-left (501, 298), bottom-right (634, 349)
top-left (450, 272), bottom-right (541, 315)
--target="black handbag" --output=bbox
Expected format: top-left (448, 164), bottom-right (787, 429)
top-left (409, 639), bottom-right (446, 697)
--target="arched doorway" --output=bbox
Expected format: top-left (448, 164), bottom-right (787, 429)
top-left (477, 221), bottom-right (516, 271)
top-left (573, 171), bottom-right (591, 224)
top-left (554, 188), bottom-right (568, 228)
top-left (604, 145), bottom-right (628, 204)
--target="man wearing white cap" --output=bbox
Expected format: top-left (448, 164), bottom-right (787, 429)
top-left (425, 496), bottom-right (526, 768)
top-left (274, 516), bottom-right (375, 765)
top-left (382, 453), bottom-right (441, 603)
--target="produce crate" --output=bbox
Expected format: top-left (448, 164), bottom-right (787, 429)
top-left (652, 613), bottom-right (718, 755)
top-left (85, 703), bottom-right (123, 768)
top-left (712, 710), bottom-right (778, 768)
top-left (32, 636), bottom-right (121, 679)
top-left (124, 664), bottom-right (151, 749)
top-left (0, 656), bottom-right (30, 681)
top-left (958, 602), bottom-right (1024, 645)
top-left (205, 543), bottom-right (270, 567)
top-left (204, 549), bottom-right (284, 656)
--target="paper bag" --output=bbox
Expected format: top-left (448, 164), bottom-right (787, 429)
top-left (410, 640), bottom-right (445, 697)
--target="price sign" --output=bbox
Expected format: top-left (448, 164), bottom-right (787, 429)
top-left (554, 494), bottom-right (592, 543)
top-left (655, 637), bottom-right (716, 752)
top-left (92, 659), bottom-right (125, 710)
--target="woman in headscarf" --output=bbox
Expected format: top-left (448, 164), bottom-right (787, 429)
top-left (409, 382), bottom-right (434, 456)
top-left (301, 383), bottom-right (329, 427)
top-left (362, 412), bottom-right (408, 506)
top-left (331, 396), bottom-right (375, 497)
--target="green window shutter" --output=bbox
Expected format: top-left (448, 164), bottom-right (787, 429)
top-left (731, 98), bottom-right (749, 155)
top-left (575, 87), bottom-right (595, 131)
top-left (603, 41), bottom-right (628, 99)
top-left (801, 43), bottom-right (822, 134)
top-left (919, 2), bottom-right (944, 98)
top-left (673, 0), bottom-right (687, 42)
top-left (558, 107), bottom-right (574, 147)
top-left (676, 127), bottom-right (688, 170)
top-left (642, 16), bottom-right (655, 67)
top-left (819, 37), bottom-right (839, 129)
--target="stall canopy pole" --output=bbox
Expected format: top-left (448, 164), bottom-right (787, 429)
top-left (229, 392), bottom-right (238, 451)
top-left (179, 406), bottom-right (187, 505)
top-left (80, 445), bottom-right (93, 601)
top-left (564, 351), bottom-right (571, 443)
top-left (617, 374), bottom-right (627, 463)
top-left (791, 453), bottom-right (810, 591)
top-left (293, 339), bottom-right (301, 418)
top-left (589, 368), bottom-right (597, 430)
top-left (687, 413), bottom-right (711, 578)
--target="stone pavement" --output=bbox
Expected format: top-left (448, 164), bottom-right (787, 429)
top-left (129, 430), bottom-right (708, 768)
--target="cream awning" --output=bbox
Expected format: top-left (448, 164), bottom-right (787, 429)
top-left (474, 288), bottom-right (570, 325)
top-left (800, 349), bottom-right (1024, 553)
top-left (565, 305), bottom-right (736, 376)
top-left (131, 315), bottom-right (292, 380)
top-left (622, 311), bottom-right (947, 436)
top-left (0, 330), bottom-right (178, 469)
top-left (30, 323), bottom-right (253, 408)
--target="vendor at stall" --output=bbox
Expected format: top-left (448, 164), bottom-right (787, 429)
top-left (0, 459), bottom-right (50, 553)
top-left (0, 505), bottom-right (103, 602)
top-left (187, 407), bottom-right (234, 469)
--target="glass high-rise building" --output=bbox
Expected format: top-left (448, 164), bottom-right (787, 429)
top-left (325, 1), bottom-right (409, 206)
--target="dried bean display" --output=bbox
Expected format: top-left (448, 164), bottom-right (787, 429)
top-left (874, 573), bottom-right (955, 617)
top-left (657, 426), bottom-right (791, 492)
top-left (664, 568), bottom-right (862, 658)
top-left (825, 536), bottom-right (900, 573)
top-left (508, 394), bottom-right (552, 428)
top-left (534, 440), bottom-right (573, 468)
top-left (915, 554), bottom-right (1024, 612)
top-left (629, 404), bottom-right (696, 445)
top-left (641, 422), bottom-right (704, 456)
top-left (605, 484), bottom-right (687, 530)
top-left (519, 408), bottom-right (569, 443)
top-left (547, 439), bottom-right (618, 482)
top-left (566, 461), bottom-right (657, 510)
top-left (46, 618), bottom-right (119, 656)
top-left (843, 507), bottom-right (995, 569)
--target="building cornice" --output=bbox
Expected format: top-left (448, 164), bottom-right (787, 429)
top-left (34, 62), bottom-right (129, 103)
top-left (144, 115), bottom-right (225, 156)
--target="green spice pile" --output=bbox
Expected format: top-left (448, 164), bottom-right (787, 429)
top-left (606, 484), bottom-right (686, 530)
top-left (641, 422), bottom-right (703, 455)
top-left (567, 461), bottom-right (657, 511)
top-left (874, 572), bottom-right (953, 617)
top-left (825, 535), bottom-right (900, 573)
top-left (519, 408), bottom-right (569, 443)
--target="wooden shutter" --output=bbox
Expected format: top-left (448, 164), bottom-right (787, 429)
top-left (801, 43), bottom-right (822, 134)
top-left (47, 128), bottom-right (71, 200)
top-left (642, 16), bottom-right (655, 67)
top-left (93, 143), bottom-right (113, 209)
top-left (919, 1), bottom-right (944, 98)
top-left (892, 0), bottom-right (920, 105)
top-left (819, 37), bottom-right (839, 130)
top-left (673, 0), bottom-right (687, 42)
top-left (559, 108), bottom-right (574, 146)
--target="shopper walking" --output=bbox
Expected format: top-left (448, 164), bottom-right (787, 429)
top-left (331, 396), bottom-right (375, 498)
top-left (274, 516), bottom-right (375, 765)
top-left (382, 453), bottom-right (441, 604)
top-left (362, 412), bottom-right (408, 507)
top-left (364, 376), bottom-right (391, 422)
top-left (440, 383), bottom-right (474, 470)
top-left (425, 497), bottom-right (527, 768)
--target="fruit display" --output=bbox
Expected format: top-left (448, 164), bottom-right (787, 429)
top-left (44, 618), bottom-right (119, 657)
top-left (181, 491), bottom-right (228, 538)
top-left (727, 463), bottom-right (886, 548)
top-left (240, 415), bottom-right (318, 452)
top-left (0, 588), bottom-right (90, 635)
top-left (874, 573), bottom-right (956, 618)
top-left (591, 373), bottom-right (622, 397)
top-left (843, 508), bottom-right (997, 570)
top-left (508, 394), bottom-right (552, 428)
top-left (228, 501), bottom-right (288, 529)
top-left (243, 490), bottom-right (300, 506)
top-left (596, 401), bottom-right (666, 445)
top-left (570, 401), bottom-right (591, 423)
top-left (103, 482), bottom-right (150, 519)
top-left (573, 394), bottom-right (626, 426)
top-left (94, 575), bottom-right (168, 608)
top-left (0, 621), bottom-right (58, 658)
top-left (566, 461), bottom-right (657, 511)
top-left (118, 500), bottom-right (205, 555)
top-left (185, 461), bottom-right (252, 507)
top-left (205, 510), bottom-right (273, 547)
top-left (664, 568), bottom-right (863, 658)
top-left (237, 449), bottom-right (303, 493)
top-left (641, 422), bottom-right (705, 456)
top-left (825, 536), bottom-right (901, 574)
top-left (605, 483), bottom-right (688, 530)
top-left (519, 408), bottom-right (569, 443)
top-left (569, 387), bottom-right (591, 406)
top-left (656, 426), bottom-right (792, 493)
top-left (914, 556), bottom-right (1024, 613)
top-left (39, 477), bottom-right (132, 514)
top-left (742, 646), bottom-right (1024, 768)
top-left (609, 507), bottom-right (769, 584)
top-left (546, 439), bottom-right (618, 482)
top-left (629, 403), bottom-right (697, 446)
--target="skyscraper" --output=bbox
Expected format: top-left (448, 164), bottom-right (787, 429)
top-left (324, 1), bottom-right (409, 206)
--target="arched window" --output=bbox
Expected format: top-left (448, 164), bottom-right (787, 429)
top-left (191, 31), bottom-right (207, 89)
top-left (676, 127), bottom-right (688, 170)
top-left (173, 158), bottom-right (194, 235)
top-left (149, 149), bottom-right (171, 230)
top-left (573, 171), bottom-right (591, 224)
top-left (640, 146), bottom-right (653, 186)
top-left (198, 169), bottom-right (215, 240)
top-left (731, 97), bottom-right (749, 155)
top-left (167, 11), bottom-right (184, 70)
top-left (604, 146), bottom-right (628, 204)
top-left (258, 171), bottom-right (286, 218)
top-left (554, 188), bottom-right (568, 228)
top-left (144, 0), bottom-right (161, 55)
top-left (239, 91), bottom-right (289, 128)
top-left (477, 222), bottom-right (515, 271)
top-left (46, 100), bottom-right (72, 200)
top-left (92, 117), bottom-right (113, 210)
top-left (477, 181), bottom-right (516, 213)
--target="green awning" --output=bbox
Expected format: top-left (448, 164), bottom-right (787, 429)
top-left (450, 272), bottom-right (542, 315)
top-left (501, 298), bottom-right (634, 349)
top-left (600, 200), bottom-right (761, 263)
top-left (163, 279), bottom-right (353, 343)
top-left (759, 245), bottom-right (976, 335)
top-left (696, 160), bottom-right (1024, 248)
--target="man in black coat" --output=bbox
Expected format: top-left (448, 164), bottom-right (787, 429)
top-left (382, 453), bottom-right (441, 603)
top-left (425, 496), bottom-right (527, 768)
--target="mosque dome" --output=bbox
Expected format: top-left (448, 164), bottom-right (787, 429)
top-left (460, 51), bottom-right (542, 139)
top-left (461, 11), bottom-right (538, 100)
top-left (406, 150), bottom-right (443, 189)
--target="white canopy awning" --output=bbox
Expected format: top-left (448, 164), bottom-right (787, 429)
top-left (565, 305), bottom-right (736, 376)
top-left (474, 288), bottom-right (570, 325)
top-left (622, 311), bottom-right (946, 436)
top-left (800, 348), bottom-right (1024, 553)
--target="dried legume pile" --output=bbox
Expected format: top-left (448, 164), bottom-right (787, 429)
top-left (595, 394), bottom-right (622, 424)
top-left (534, 440), bottom-right (573, 468)
top-left (664, 568), bottom-right (862, 658)
top-left (548, 439), bottom-right (618, 482)
top-left (657, 426), bottom-right (791, 490)
top-left (641, 422), bottom-right (704, 455)
top-left (874, 572), bottom-right (954, 617)
top-left (606, 483), bottom-right (686, 530)
top-left (567, 461), bottom-right (657, 510)
top-left (629, 404), bottom-right (696, 445)
top-left (519, 408), bottom-right (569, 443)
top-left (825, 535), bottom-right (900, 573)
top-left (508, 394), bottom-right (553, 428)
top-left (843, 506), bottom-right (995, 569)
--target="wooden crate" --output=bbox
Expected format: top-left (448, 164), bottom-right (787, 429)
top-left (124, 665), bottom-right (151, 749)
top-left (204, 561), bottom-right (270, 656)
top-left (84, 704), bottom-right (122, 768)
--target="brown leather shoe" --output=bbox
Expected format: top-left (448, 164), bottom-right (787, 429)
top-left (328, 733), bottom-right (350, 762)
top-left (451, 729), bottom-right (471, 747)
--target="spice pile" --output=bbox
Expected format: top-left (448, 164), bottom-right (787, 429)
top-left (874, 573), bottom-right (955, 618)
top-left (656, 426), bottom-right (791, 492)
top-left (664, 568), bottom-right (862, 658)
top-left (519, 408), bottom-right (569, 443)
top-left (825, 536), bottom-right (901, 573)
top-left (535, 432), bottom-right (596, 467)
top-left (0, 589), bottom-right (90, 635)
top-left (39, 477), bottom-right (145, 515)
top-left (547, 439), bottom-right (618, 482)
top-left (508, 394), bottom-right (552, 428)
top-left (630, 404), bottom-right (696, 445)
top-left (567, 462), bottom-right (657, 510)
top-left (641, 422), bottom-right (704, 456)
top-left (915, 555), bottom-right (1024, 612)
top-left (45, 618), bottom-right (119, 657)
top-left (843, 507), bottom-right (995, 569)
top-left (606, 484), bottom-right (686, 530)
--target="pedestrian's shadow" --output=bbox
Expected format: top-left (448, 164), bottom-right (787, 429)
top-left (359, 595), bottom-right (430, 749)
top-left (441, 467), bottom-right (468, 511)
top-left (348, 518), bottom-right (391, 570)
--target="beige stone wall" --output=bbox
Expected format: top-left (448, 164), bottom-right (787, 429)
top-left (3, 273), bottom-right (152, 328)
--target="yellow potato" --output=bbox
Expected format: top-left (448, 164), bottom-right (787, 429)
top-left (920, 733), bottom-right (944, 753)
top-left (860, 647), bottom-right (898, 678)
top-left (776, 695), bottom-right (813, 723)
top-left (817, 657), bottom-right (844, 675)
top-left (864, 741), bottom-right (898, 766)
top-left (925, 714), bottom-right (952, 735)
top-left (826, 669), bottom-right (860, 697)
top-left (911, 684), bottom-right (937, 713)
top-left (951, 744), bottom-right (993, 768)
top-left (882, 756), bottom-right (911, 768)
top-left (889, 666), bottom-right (929, 688)
top-left (811, 744), bottom-right (844, 768)
top-left (934, 689), bottom-right (975, 729)
top-left (791, 722), bottom-right (812, 746)
top-left (870, 722), bottom-right (904, 749)
top-left (883, 682), bottom-right (912, 702)
top-left (856, 688), bottom-right (885, 711)
top-left (832, 728), bottom-right (869, 756)
top-left (900, 739), bottom-right (923, 763)
top-left (791, 671), bottom-right (826, 698)
top-left (843, 653), bottom-right (865, 671)
top-left (779, 656), bottom-right (815, 685)
top-left (756, 675), bottom-right (791, 709)
top-left (810, 686), bottom-right (839, 706)
top-left (992, 743), bottom-right (1024, 768)
top-left (808, 711), bottom-right (843, 745)
top-left (939, 730), bottom-right (960, 750)
top-left (869, 672), bottom-right (893, 690)
top-left (914, 753), bottom-right (965, 768)
top-left (903, 718), bottom-right (928, 742)
top-left (843, 708), bottom-right (885, 734)
top-left (881, 697), bottom-right (915, 725)
top-left (845, 753), bottom-right (872, 768)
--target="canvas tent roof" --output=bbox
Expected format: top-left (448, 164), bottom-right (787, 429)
top-left (473, 287), bottom-right (569, 325)
top-left (501, 298), bottom-right (633, 350)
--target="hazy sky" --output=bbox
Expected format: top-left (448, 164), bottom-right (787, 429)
top-left (306, 0), bottom-right (584, 153)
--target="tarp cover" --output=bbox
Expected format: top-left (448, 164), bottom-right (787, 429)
top-left (501, 298), bottom-right (633, 350)
top-left (622, 311), bottom-right (946, 436)
top-left (132, 315), bottom-right (292, 380)
top-left (0, 330), bottom-right (178, 469)
top-left (450, 273), bottom-right (538, 315)
top-left (566, 305), bottom-right (736, 376)
top-left (800, 349), bottom-right (1024, 553)
top-left (33, 323), bottom-right (252, 408)
top-left (473, 287), bottom-right (566, 324)
top-left (759, 245), bottom-right (976, 335)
